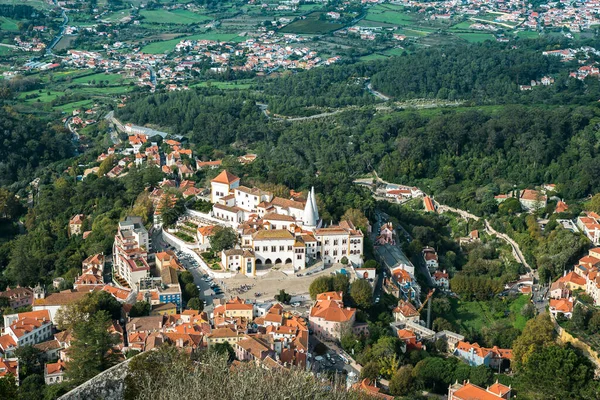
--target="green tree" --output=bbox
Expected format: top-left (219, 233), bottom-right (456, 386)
top-left (97, 155), bottom-right (114, 177)
top-left (585, 193), bottom-right (600, 213)
top-left (512, 314), bottom-right (555, 369)
top-left (0, 188), bottom-right (20, 220)
top-left (571, 304), bottom-right (590, 331)
top-left (65, 310), bottom-right (119, 384)
top-left (360, 361), bottom-right (380, 380)
top-left (275, 289), bottom-right (291, 304)
top-left (340, 208), bottom-right (369, 231)
top-left (208, 226), bottom-right (237, 254)
top-left (389, 365), bottom-right (413, 396)
top-left (309, 276), bottom-right (332, 300)
top-left (179, 271), bottom-right (194, 285)
top-left (519, 345), bottom-right (595, 399)
top-left (0, 375), bottom-right (17, 399)
top-left (130, 301), bottom-right (151, 318)
top-left (187, 297), bottom-right (204, 311)
top-left (184, 283), bottom-right (200, 301)
top-left (18, 374), bottom-right (45, 400)
top-left (350, 279), bottom-right (372, 309)
top-left (14, 345), bottom-right (43, 377)
top-left (469, 365), bottom-right (492, 387)
top-left (332, 273), bottom-right (350, 293)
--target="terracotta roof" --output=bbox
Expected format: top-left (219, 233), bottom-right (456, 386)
top-left (34, 290), bottom-right (93, 306)
top-left (211, 170), bottom-right (240, 185)
top-left (316, 291), bottom-right (343, 302)
top-left (263, 213), bottom-right (295, 222)
top-left (198, 225), bottom-right (216, 237)
top-left (310, 299), bottom-right (355, 323)
top-left (46, 360), bottom-right (66, 375)
top-left (253, 229), bottom-right (294, 241)
top-left (208, 327), bottom-right (239, 339)
top-left (453, 382), bottom-right (510, 400)
top-left (0, 358), bottom-right (18, 378)
top-left (0, 335), bottom-right (17, 350)
top-left (550, 298), bottom-right (574, 314)
top-left (393, 300), bottom-right (419, 317)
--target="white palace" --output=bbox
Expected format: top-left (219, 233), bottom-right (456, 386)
top-left (208, 170), bottom-right (364, 276)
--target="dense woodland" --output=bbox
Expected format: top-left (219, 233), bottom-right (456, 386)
top-left (3, 36), bottom-right (600, 398)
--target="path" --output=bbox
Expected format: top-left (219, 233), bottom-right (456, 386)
top-left (366, 82), bottom-right (390, 101)
top-left (256, 103), bottom-right (344, 122)
top-left (434, 201), bottom-right (533, 276)
top-left (360, 173), bottom-right (534, 279)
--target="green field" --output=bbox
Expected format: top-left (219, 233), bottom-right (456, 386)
top-left (517, 30), bottom-right (540, 39)
top-left (455, 32), bottom-right (495, 43)
top-left (141, 32), bottom-right (244, 54)
top-left (0, 17), bottom-right (19, 31)
top-left (0, 46), bottom-right (16, 55)
top-left (72, 72), bottom-right (127, 85)
top-left (450, 21), bottom-right (476, 31)
top-left (280, 12), bottom-right (344, 34)
top-left (18, 90), bottom-right (65, 104)
top-left (56, 99), bottom-right (95, 113)
top-left (364, 6), bottom-right (416, 26)
top-left (102, 9), bottom-right (131, 23)
top-left (383, 47), bottom-right (407, 56)
top-left (447, 295), bottom-right (531, 332)
top-left (360, 53), bottom-right (388, 62)
top-left (140, 9), bottom-right (212, 24)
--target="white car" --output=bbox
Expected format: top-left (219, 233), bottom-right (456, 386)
top-left (375, 297), bottom-right (380, 303)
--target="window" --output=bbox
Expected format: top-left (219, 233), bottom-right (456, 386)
top-left (297, 255), bottom-right (302, 260)
top-left (287, 245), bottom-right (292, 251)
top-left (333, 250), bottom-right (338, 256)
top-left (255, 246), bottom-right (259, 251)
top-left (334, 240), bottom-right (339, 246)
top-left (279, 245), bottom-right (284, 251)
top-left (263, 246), bottom-right (268, 252)
top-left (342, 239), bottom-right (347, 245)
top-left (271, 246), bottom-right (276, 252)
top-left (324, 240), bottom-right (329, 245)
top-left (342, 250), bottom-right (346, 255)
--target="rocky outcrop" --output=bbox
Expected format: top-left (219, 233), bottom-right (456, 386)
top-left (58, 357), bottom-right (134, 400)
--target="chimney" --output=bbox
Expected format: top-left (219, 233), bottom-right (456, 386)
top-left (132, 323), bottom-right (136, 331)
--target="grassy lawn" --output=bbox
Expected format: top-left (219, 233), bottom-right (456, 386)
top-left (517, 30), bottom-right (540, 39)
top-left (280, 12), bottom-right (344, 34)
top-left (365, 7), bottom-right (416, 26)
top-left (447, 295), bottom-right (530, 333)
top-left (72, 72), bottom-right (127, 85)
top-left (0, 46), bottom-right (17, 55)
top-left (140, 9), bottom-right (211, 24)
top-left (102, 9), bottom-right (131, 22)
top-left (383, 47), bottom-right (407, 56)
top-left (0, 17), bottom-right (19, 32)
top-left (455, 32), bottom-right (495, 43)
top-left (509, 294), bottom-right (531, 330)
top-left (449, 21), bottom-right (476, 31)
top-left (360, 53), bottom-right (388, 61)
top-left (141, 32), bottom-right (244, 54)
top-left (56, 99), bottom-right (94, 113)
top-left (18, 90), bottom-right (65, 103)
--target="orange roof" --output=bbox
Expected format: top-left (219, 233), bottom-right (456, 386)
top-left (423, 196), bottom-right (435, 212)
top-left (316, 291), bottom-right (343, 302)
top-left (352, 379), bottom-right (394, 400)
top-left (211, 170), bottom-right (239, 185)
top-left (558, 271), bottom-right (586, 286)
top-left (550, 298), bottom-right (574, 314)
top-left (102, 285), bottom-right (131, 301)
top-left (197, 225), bottom-right (216, 237)
top-left (46, 360), bottom-right (66, 375)
top-left (488, 382), bottom-right (511, 397)
top-left (0, 358), bottom-right (18, 378)
top-left (310, 299), bottom-right (355, 323)
top-left (0, 335), bottom-right (17, 350)
top-left (453, 382), bottom-right (510, 400)
top-left (555, 200), bottom-right (568, 213)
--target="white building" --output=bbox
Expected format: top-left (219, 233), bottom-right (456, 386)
top-left (113, 216), bottom-right (150, 290)
top-left (211, 170), bottom-right (240, 203)
top-left (2, 310), bottom-right (53, 347)
top-left (315, 220), bottom-right (363, 266)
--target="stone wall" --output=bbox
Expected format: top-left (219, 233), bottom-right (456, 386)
top-left (58, 357), bottom-right (134, 400)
